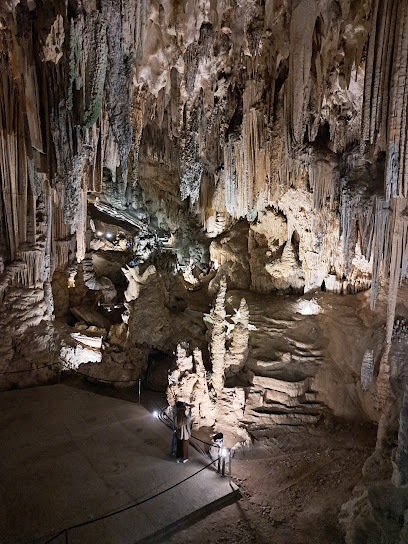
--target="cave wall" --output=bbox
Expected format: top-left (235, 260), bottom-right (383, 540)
top-left (0, 0), bottom-right (407, 407)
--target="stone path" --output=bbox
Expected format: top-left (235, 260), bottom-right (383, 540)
top-left (0, 384), bottom-right (238, 544)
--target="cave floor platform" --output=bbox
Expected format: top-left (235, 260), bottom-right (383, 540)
top-left (0, 384), bottom-right (238, 544)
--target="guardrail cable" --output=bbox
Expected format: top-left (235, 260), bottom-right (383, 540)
top-left (44, 456), bottom-right (222, 544)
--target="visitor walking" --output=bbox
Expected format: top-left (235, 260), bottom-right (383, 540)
top-left (175, 403), bottom-right (192, 463)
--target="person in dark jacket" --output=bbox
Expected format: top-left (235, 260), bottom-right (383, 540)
top-left (170, 401), bottom-right (185, 455)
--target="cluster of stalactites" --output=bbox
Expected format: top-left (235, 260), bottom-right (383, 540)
top-left (127, 0), bottom-right (371, 220)
top-left (0, 0), bottom-right (150, 300)
top-left (0, 54), bottom-right (74, 296)
top-left (362, 0), bottom-right (408, 201)
top-left (359, 1), bottom-right (408, 338)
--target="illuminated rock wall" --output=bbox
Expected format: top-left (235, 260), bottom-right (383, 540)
top-left (0, 1), bottom-right (407, 406)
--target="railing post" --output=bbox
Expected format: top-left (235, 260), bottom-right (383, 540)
top-left (217, 439), bottom-right (223, 474)
top-left (229, 449), bottom-right (232, 485)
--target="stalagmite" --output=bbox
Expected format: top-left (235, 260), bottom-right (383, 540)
top-left (360, 349), bottom-right (374, 392)
top-left (225, 298), bottom-right (249, 375)
top-left (167, 343), bottom-right (196, 407)
top-left (210, 276), bottom-right (227, 393)
top-left (191, 348), bottom-right (215, 426)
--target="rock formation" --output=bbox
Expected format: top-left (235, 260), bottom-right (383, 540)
top-left (167, 281), bottom-right (251, 446)
top-left (210, 276), bottom-right (227, 393)
top-left (1, 2), bottom-right (408, 540)
top-left (167, 343), bottom-right (215, 427)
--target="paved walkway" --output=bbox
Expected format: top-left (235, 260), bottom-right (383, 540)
top-left (0, 385), bottom-right (238, 543)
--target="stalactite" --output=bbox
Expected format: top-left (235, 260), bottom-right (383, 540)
top-left (387, 4), bottom-right (408, 199)
top-left (370, 198), bottom-right (390, 310)
top-left (180, 95), bottom-right (204, 203)
top-left (287, 0), bottom-right (317, 145)
top-left (75, 187), bottom-right (87, 263)
top-left (40, 183), bottom-right (52, 283)
top-left (0, 64), bottom-right (23, 261)
top-left (83, 15), bottom-right (108, 129)
top-left (358, 198), bottom-right (376, 262)
top-left (222, 80), bottom-right (271, 220)
top-left (49, 189), bottom-right (72, 276)
top-left (308, 156), bottom-right (338, 210)
top-left (375, 197), bottom-right (408, 414)
top-left (19, 250), bottom-right (43, 287)
top-left (362, 0), bottom-right (408, 199)
top-left (135, 0), bottom-right (148, 61)
top-left (224, 134), bottom-right (239, 217)
top-left (101, 0), bottom-right (134, 191)
top-left (340, 186), bottom-right (360, 275)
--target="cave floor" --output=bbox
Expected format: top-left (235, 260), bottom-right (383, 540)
top-left (167, 422), bottom-right (377, 544)
top-left (0, 384), bottom-right (238, 544)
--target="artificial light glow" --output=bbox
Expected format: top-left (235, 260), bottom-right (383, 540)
top-left (96, 231), bottom-right (103, 236)
top-left (221, 448), bottom-right (228, 457)
top-left (153, 411), bottom-right (158, 418)
top-left (105, 232), bottom-right (113, 239)
top-left (67, 271), bottom-right (76, 289)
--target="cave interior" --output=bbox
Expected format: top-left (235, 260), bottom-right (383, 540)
top-left (1, 0), bottom-right (408, 542)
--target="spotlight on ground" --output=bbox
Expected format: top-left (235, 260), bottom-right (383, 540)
top-left (153, 411), bottom-right (159, 418)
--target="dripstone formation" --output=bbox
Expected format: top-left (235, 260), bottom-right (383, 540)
top-left (1, 1), bottom-right (408, 541)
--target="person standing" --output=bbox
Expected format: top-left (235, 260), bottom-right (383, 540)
top-left (170, 401), bottom-right (185, 455)
top-left (175, 404), bottom-right (192, 463)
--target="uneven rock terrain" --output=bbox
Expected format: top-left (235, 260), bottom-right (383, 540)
top-left (168, 423), bottom-right (377, 544)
